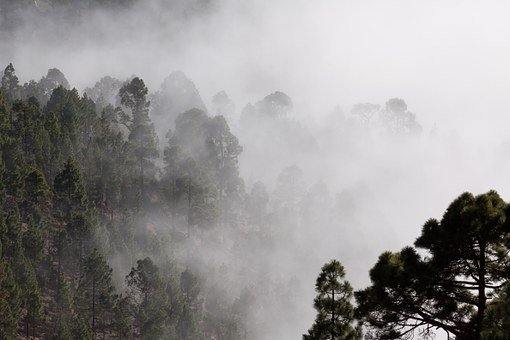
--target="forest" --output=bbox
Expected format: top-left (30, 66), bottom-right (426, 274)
top-left (0, 61), bottom-right (509, 339)
top-left (2, 0), bottom-right (510, 339)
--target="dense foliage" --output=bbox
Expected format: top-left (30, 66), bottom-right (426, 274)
top-left (0, 63), bottom-right (245, 339)
top-left (353, 191), bottom-right (510, 339)
top-left (303, 191), bottom-right (510, 339)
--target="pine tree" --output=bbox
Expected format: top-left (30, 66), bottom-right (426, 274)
top-left (1, 63), bottom-right (21, 102)
top-left (12, 99), bottom-right (47, 165)
top-left (0, 259), bottom-right (22, 338)
top-left (0, 91), bottom-right (24, 198)
top-left (21, 167), bottom-right (51, 223)
top-left (43, 86), bottom-right (77, 159)
top-left (0, 91), bottom-right (14, 150)
top-left (22, 224), bottom-right (44, 263)
top-left (204, 115), bottom-right (243, 207)
top-left (126, 257), bottom-right (169, 338)
top-left (16, 258), bottom-right (42, 338)
top-left (168, 109), bottom-right (243, 225)
top-left (356, 191), bottom-right (510, 339)
top-left (52, 158), bottom-right (91, 279)
top-left (41, 108), bottom-right (64, 179)
top-left (54, 275), bottom-right (73, 339)
top-left (67, 213), bottom-right (95, 265)
top-left (60, 88), bottom-right (81, 147)
top-left (86, 105), bottom-right (126, 215)
top-left (53, 157), bottom-right (87, 219)
top-left (119, 77), bottom-right (158, 209)
top-left (76, 249), bottom-right (116, 338)
top-left (2, 206), bottom-right (23, 261)
top-left (304, 260), bottom-right (361, 340)
top-left (162, 123), bottom-right (219, 234)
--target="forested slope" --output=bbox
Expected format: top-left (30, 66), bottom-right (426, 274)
top-left (0, 63), bottom-right (247, 339)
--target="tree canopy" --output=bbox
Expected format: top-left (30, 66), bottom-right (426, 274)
top-left (356, 191), bottom-right (510, 339)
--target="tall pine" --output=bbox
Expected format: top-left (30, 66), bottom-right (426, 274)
top-left (76, 249), bottom-right (117, 338)
top-left (304, 260), bottom-right (361, 340)
top-left (119, 77), bottom-right (158, 209)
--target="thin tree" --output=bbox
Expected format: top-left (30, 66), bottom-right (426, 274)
top-left (76, 249), bottom-right (116, 338)
top-left (119, 77), bottom-right (158, 209)
top-left (304, 260), bottom-right (361, 340)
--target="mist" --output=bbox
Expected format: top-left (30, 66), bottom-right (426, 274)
top-left (2, 0), bottom-right (510, 339)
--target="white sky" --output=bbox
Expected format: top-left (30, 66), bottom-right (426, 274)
top-left (4, 0), bottom-right (510, 141)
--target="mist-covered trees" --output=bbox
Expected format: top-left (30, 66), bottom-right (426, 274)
top-left (238, 91), bottom-right (318, 186)
top-left (126, 257), bottom-right (170, 338)
top-left (162, 108), bottom-right (243, 228)
top-left (1, 63), bottom-right (20, 102)
top-left (119, 77), bottom-right (159, 208)
top-left (150, 71), bottom-right (206, 139)
top-left (304, 260), bottom-right (361, 340)
top-left (4, 60), bottom-right (498, 340)
top-left (0, 63), bottom-right (246, 339)
top-left (1, 64), bottom-right (70, 107)
top-left (346, 98), bottom-right (422, 137)
top-left (84, 76), bottom-right (123, 110)
top-left (381, 98), bottom-right (422, 135)
top-left (350, 103), bottom-right (380, 127)
top-left (212, 90), bottom-right (235, 122)
top-left (356, 190), bottom-right (510, 339)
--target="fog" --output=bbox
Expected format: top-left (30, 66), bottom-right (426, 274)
top-left (2, 0), bottom-right (510, 338)
top-left (5, 0), bottom-right (510, 131)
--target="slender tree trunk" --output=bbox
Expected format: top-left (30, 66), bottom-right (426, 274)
top-left (57, 244), bottom-right (62, 293)
top-left (187, 181), bottom-right (192, 239)
top-left (140, 156), bottom-right (143, 199)
top-left (186, 181), bottom-right (192, 266)
top-left (331, 288), bottom-right (335, 340)
top-left (67, 177), bottom-right (72, 219)
top-left (217, 137), bottom-right (225, 229)
top-left (100, 155), bottom-right (106, 217)
top-left (475, 241), bottom-right (486, 339)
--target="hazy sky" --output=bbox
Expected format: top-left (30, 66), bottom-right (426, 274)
top-left (3, 0), bottom-right (510, 140)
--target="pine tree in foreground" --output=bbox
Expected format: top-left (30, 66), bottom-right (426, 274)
top-left (304, 260), bottom-right (361, 340)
